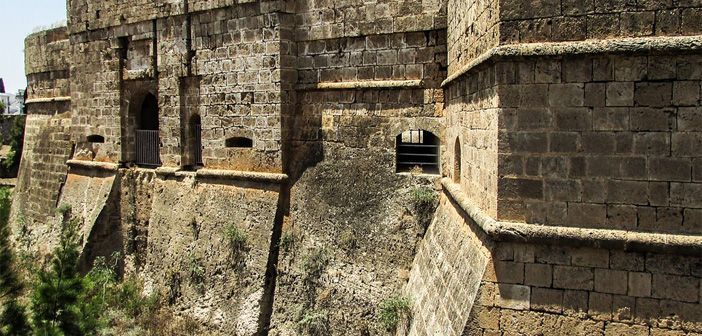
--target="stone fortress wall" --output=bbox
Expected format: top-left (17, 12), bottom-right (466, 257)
top-left (14, 0), bottom-right (702, 335)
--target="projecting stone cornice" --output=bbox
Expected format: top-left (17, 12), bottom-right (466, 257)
top-left (296, 79), bottom-right (423, 91)
top-left (25, 96), bottom-right (71, 104)
top-left (441, 178), bottom-right (702, 256)
top-left (67, 159), bottom-right (119, 171)
top-left (442, 35), bottom-right (702, 87)
top-left (155, 167), bottom-right (288, 184)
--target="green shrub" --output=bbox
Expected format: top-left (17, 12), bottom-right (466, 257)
top-left (378, 296), bottom-right (412, 331)
top-left (4, 116), bottom-right (25, 170)
top-left (0, 187), bottom-right (30, 336)
top-left (31, 214), bottom-right (84, 335)
top-left (297, 309), bottom-right (329, 335)
top-left (301, 248), bottom-right (329, 277)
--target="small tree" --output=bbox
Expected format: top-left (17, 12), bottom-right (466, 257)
top-left (4, 116), bottom-right (25, 170)
top-left (0, 187), bottom-right (30, 336)
top-left (31, 208), bottom-right (83, 335)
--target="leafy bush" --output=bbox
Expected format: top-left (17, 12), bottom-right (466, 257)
top-left (378, 296), bottom-right (412, 331)
top-left (297, 309), bottom-right (329, 335)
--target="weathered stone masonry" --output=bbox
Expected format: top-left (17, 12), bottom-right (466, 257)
top-left (14, 0), bottom-right (702, 335)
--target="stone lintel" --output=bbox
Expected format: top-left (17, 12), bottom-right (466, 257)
top-left (441, 178), bottom-right (702, 256)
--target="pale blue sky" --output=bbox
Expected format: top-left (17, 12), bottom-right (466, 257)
top-left (0, 1), bottom-right (67, 94)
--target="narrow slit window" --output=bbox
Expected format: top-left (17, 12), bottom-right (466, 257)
top-left (225, 137), bottom-right (253, 148)
top-left (396, 130), bottom-right (440, 175)
top-left (454, 137), bottom-right (461, 183)
top-left (87, 134), bottom-right (105, 143)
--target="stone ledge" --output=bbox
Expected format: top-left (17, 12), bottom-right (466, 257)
top-left (66, 159), bottom-right (119, 171)
top-left (25, 96), bottom-right (72, 104)
top-left (156, 167), bottom-right (288, 183)
top-left (197, 168), bottom-right (288, 183)
top-left (441, 178), bottom-right (702, 256)
top-left (296, 79), bottom-right (423, 91)
top-left (443, 35), bottom-right (702, 87)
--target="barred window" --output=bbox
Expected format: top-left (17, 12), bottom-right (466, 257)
top-left (396, 130), bottom-right (440, 175)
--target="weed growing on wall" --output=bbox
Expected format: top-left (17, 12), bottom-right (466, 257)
top-left (410, 186), bottom-right (438, 234)
top-left (378, 295), bottom-right (412, 331)
top-left (186, 252), bottom-right (205, 292)
top-left (279, 231), bottom-right (295, 254)
top-left (301, 247), bottom-right (329, 278)
top-left (339, 229), bottom-right (357, 253)
top-left (411, 187), bottom-right (437, 208)
top-left (224, 224), bottom-right (247, 253)
top-left (297, 309), bottom-right (329, 335)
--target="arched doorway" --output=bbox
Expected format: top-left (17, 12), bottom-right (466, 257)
top-left (135, 93), bottom-right (161, 167)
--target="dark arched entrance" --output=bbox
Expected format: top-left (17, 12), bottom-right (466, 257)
top-left (135, 93), bottom-right (161, 167)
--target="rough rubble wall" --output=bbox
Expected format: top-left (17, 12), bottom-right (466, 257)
top-left (271, 142), bottom-right (439, 335)
top-left (465, 240), bottom-right (702, 335)
top-left (119, 169), bottom-right (156, 274)
top-left (405, 195), bottom-right (490, 336)
top-left (139, 174), bottom-right (281, 335)
top-left (56, 169), bottom-right (117, 248)
top-left (444, 64), bottom-right (500, 217)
